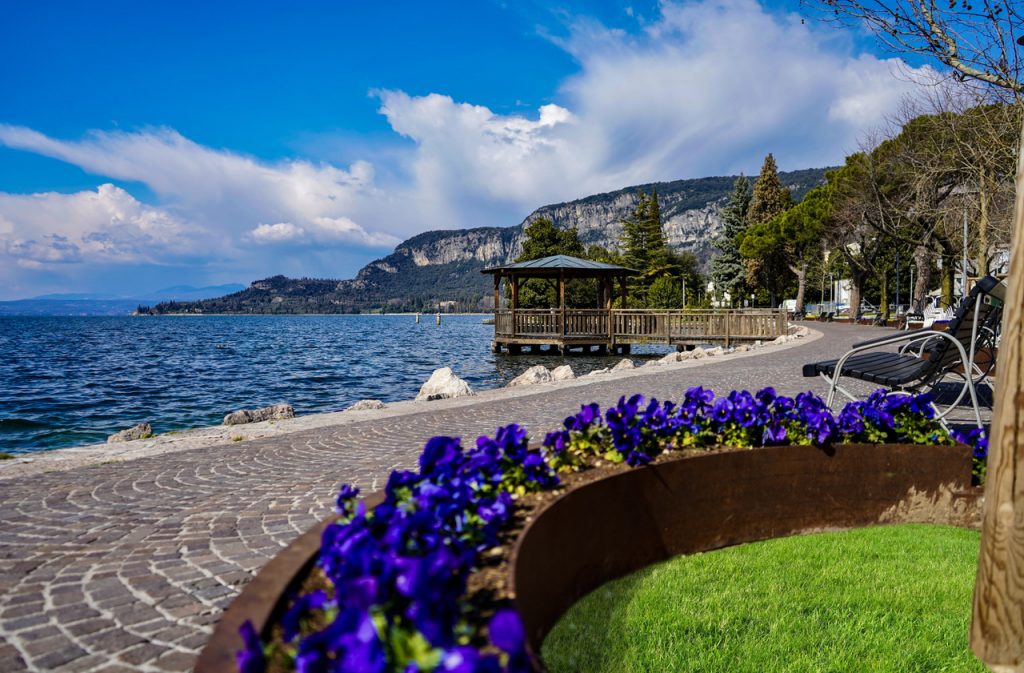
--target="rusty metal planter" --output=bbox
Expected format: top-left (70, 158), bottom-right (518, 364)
top-left (197, 443), bottom-right (978, 672)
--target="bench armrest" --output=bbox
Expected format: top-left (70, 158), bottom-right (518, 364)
top-left (851, 327), bottom-right (935, 350)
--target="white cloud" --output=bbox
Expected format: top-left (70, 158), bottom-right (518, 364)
top-left (249, 222), bottom-right (306, 243)
top-left (0, 0), bottom-right (934, 296)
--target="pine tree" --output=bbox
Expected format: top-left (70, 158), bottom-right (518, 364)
top-left (515, 217), bottom-right (586, 308)
top-left (746, 154), bottom-right (791, 226)
top-left (710, 175), bottom-right (751, 306)
top-left (619, 189), bottom-right (672, 305)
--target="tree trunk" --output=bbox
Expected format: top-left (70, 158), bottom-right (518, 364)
top-left (792, 261), bottom-right (808, 314)
top-left (978, 167), bottom-right (991, 276)
top-left (848, 271), bottom-right (865, 320)
top-left (970, 113), bottom-right (1024, 672)
top-left (913, 244), bottom-right (932, 313)
top-left (879, 272), bottom-right (889, 323)
top-left (940, 255), bottom-right (956, 309)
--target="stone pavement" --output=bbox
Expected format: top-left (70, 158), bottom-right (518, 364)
top-left (0, 322), bottom-right (988, 672)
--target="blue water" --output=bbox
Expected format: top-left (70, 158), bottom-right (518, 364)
top-left (0, 315), bottom-right (670, 453)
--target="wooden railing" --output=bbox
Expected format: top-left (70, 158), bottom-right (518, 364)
top-left (493, 308), bottom-right (786, 344)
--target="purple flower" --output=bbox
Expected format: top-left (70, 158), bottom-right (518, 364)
top-left (711, 398), bottom-right (733, 424)
top-left (489, 609), bottom-right (526, 654)
top-left (336, 484), bottom-right (360, 513)
top-left (282, 590), bottom-right (332, 643)
top-left (236, 621), bottom-right (265, 673)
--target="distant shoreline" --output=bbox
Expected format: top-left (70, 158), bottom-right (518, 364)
top-left (135, 312), bottom-right (492, 317)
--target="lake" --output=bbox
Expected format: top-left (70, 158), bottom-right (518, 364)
top-left (0, 315), bottom-right (671, 453)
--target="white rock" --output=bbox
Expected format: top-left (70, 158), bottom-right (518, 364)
top-left (346, 399), bottom-right (386, 411)
top-left (224, 403), bottom-right (295, 426)
top-left (107, 422), bottom-right (153, 443)
top-left (734, 344), bottom-right (750, 353)
top-left (772, 335), bottom-right (791, 345)
top-left (508, 365), bottom-right (552, 387)
top-left (416, 367), bottom-right (475, 401)
top-left (704, 347), bottom-right (724, 357)
top-left (793, 325), bottom-right (811, 338)
top-left (691, 348), bottom-right (708, 359)
top-left (659, 352), bottom-right (683, 364)
top-left (642, 360), bottom-right (663, 368)
top-left (550, 365), bottom-right (575, 381)
top-left (611, 358), bottom-right (635, 371)
top-left (584, 367), bottom-right (610, 377)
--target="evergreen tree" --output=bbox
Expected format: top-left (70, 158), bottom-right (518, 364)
top-left (620, 189), bottom-right (672, 305)
top-left (710, 175), bottom-right (751, 306)
top-left (515, 217), bottom-right (586, 308)
top-left (746, 154), bottom-right (792, 226)
top-left (743, 154), bottom-right (793, 306)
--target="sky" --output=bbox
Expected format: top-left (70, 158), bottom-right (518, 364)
top-left (0, 0), bottom-right (936, 300)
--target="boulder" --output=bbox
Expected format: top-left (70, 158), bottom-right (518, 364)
top-left (792, 325), bottom-right (811, 338)
top-left (734, 344), bottom-right (750, 353)
top-left (508, 365), bottom-right (552, 387)
top-left (550, 365), bottom-right (575, 381)
top-left (416, 367), bottom-right (475, 401)
top-left (584, 367), bottom-right (610, 377)
top-left (107, 423), bottom-right (152, 443)
top-left (223, 403), bottom-right (295, 426)
top-left (659, 352), bottom-right (683, 364)
top-left (772, 335), bottom-right (791, 345)
top-left (611, 358), bottom-right (635, 371)
top-left (691, 348), bottom-right (708, 359)
top-left (704, 347), bottom-right (725, 357)
top-left (346, 399), bottom-right (386, 411)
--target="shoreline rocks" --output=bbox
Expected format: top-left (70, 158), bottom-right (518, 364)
top-left (223, 403), bottom-right (295, 426)
top-left (416, 367), bottom-right (475, 401)
top-left (508, 365), bottom-right (552, 387)
top-left (345, 399), bottom-right (386, 411)
top-left (550, 365), bottom-right (575, 381)
top-left (107, 423), bottom-right (153, 443)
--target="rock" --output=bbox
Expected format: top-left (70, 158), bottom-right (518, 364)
top-left (659, 352), bottom-right (683, 364)
top-left (416, 367), bottom-right (475, 401)
top-left (107, 423), bottom-right (153, 443)
top-left (550, 365), bottom-right (575, 381)
top-left (691, 348), bottom-right (707, 359)
top-left (792, 325), bottom-right (811, 338)
top-left (611, 358), bottom-right (635, 371)
top-left (734, 344), bottom-right (750, 353)
top-left (346, 399), bottom-right (386, 411)
top-left (772, 335), bottom-right (791, 345)
top-left (642, 360), bottom-right (663, 368)
top-left (508, 365), bottom-right (552, 387)
top-left (704, 347), bottom-right (724, 357)
top-left (584, 367), bottom-right (610, 377)
top-left (223, 403), bottom-right (295, 426)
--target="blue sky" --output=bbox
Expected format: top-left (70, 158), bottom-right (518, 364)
top-left (0, 0), bottom-right (932, 299)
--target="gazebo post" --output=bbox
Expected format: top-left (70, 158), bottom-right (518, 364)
top-left (493, 274), bottom-right (500, 313)
top-left (559, 270), bottom-right (566, 338)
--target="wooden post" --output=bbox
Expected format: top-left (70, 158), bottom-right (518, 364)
top-left (971, 120), bottom-right (1024, 670)
top-left (511, 275), bottom-right (519, 338)
top-left (559, 270), bottom-right (566, 337)
top-left (493, 274), bottom-right (500, 313)
top-left (724, 311), bottom-right (731, 349)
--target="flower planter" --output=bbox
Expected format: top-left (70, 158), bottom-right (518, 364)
top-left (196, 442), bottom-right (978, 672)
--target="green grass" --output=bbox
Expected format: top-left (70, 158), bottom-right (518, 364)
top-left (542, 525), bottom-right (984, 673)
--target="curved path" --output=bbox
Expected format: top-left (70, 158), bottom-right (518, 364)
top-left (0, 323), bottom-right (984, 672)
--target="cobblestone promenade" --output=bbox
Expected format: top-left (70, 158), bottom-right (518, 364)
top-left (0, 323), bottom-right (983, 672)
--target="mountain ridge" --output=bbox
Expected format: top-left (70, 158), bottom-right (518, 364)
top-left (142, 168), bottom-right (831, 315)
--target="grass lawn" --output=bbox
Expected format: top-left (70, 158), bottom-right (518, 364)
top-left (542, 525), bottom-right (984, 673)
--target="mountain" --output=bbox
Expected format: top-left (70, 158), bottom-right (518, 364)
top-left (0, 284), bottom-right (247, 316)
top-left (143, 168), bottom-right (829, 315)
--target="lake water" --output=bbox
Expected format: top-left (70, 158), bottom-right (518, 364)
top-left (0, 315), bottom-right (672, 454)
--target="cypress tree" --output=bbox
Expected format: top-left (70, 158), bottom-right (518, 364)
top-left (710, 175), bottom-right (751, 306)
top-left (620, 189), bottom-right (672, 305)
top-left (746, 153), bottom-right (791, 226)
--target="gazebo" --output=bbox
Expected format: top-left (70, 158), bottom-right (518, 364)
top-left (481, 254), bottom-right (638, 355)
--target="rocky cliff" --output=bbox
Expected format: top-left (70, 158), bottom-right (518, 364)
top-left (145, 168), bottom-right (828, 314)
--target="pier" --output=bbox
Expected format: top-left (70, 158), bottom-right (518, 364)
top-left (482, 255), bottom-right (788, 354)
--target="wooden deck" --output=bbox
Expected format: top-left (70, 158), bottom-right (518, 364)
top-left (492, 308), bottom-right (788, 354)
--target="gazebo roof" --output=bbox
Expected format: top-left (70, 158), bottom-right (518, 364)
top-left (481, 254), bottom-right (637, 276)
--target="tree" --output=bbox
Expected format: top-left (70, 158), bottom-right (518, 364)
top-left (710, 175), bottom-right (752, 306)
top-left (743, 154), bottom-right (793, 307)
top-left (620, 189), bottom-right (672, 305)
top-left (800, 1), bottom-right (1023, 664)
top-left (646, 276), bottom-right (685, 308)
top-left (515, 217), bottom-right (586, 308)
top-left (741, 184), bottom-right (831, 313)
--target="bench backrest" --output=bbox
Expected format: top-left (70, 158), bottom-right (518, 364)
top-left (929, 275), bottom-right (1006, 374)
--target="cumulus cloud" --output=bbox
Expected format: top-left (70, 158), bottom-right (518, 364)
top-left (0, 0), bottom-right (934, 296)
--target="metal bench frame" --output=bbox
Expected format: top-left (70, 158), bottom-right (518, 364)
top-left (810, 276), bottom-right (1006, 430)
